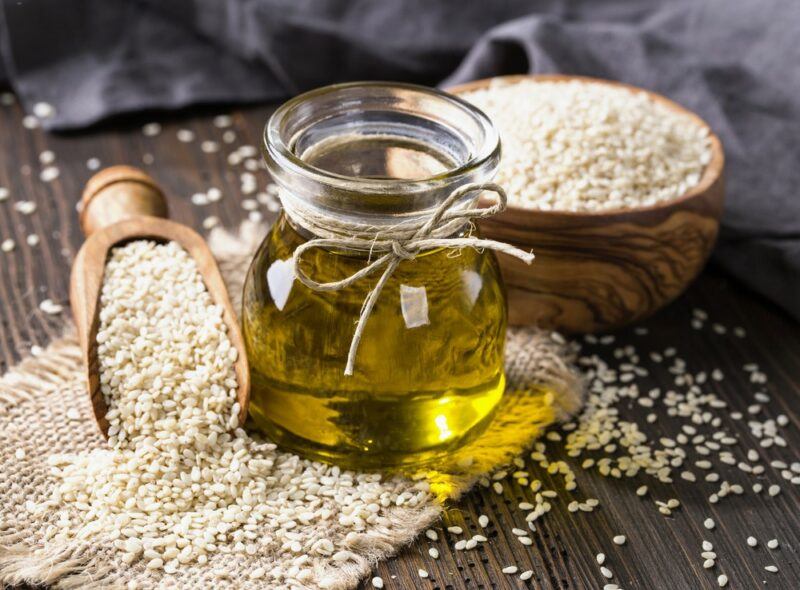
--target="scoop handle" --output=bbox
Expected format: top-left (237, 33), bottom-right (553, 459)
top-left (79, 166), bottom-right (168, 236)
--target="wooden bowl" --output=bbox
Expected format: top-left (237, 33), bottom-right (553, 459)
top-left (448, 74), bottom-right (725, 333)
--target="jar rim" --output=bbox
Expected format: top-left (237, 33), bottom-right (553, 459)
top-left (263, 81), bottom-right (500, 200)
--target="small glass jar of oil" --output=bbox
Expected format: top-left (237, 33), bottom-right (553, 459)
top-left (243, 82), bottom-right (507, 469)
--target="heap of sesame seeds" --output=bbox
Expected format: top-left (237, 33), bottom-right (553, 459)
top-left (463, 79), bottom-right (712, 212)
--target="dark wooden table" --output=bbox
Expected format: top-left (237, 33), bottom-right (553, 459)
top-left (1, 96), bottom-right (797, 590)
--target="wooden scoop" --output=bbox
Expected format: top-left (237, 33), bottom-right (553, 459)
top-left (70, 166), bottom-right (250, 438)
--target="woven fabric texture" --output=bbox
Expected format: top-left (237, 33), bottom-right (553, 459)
top-left (0, 222), bottom-right (583, 589)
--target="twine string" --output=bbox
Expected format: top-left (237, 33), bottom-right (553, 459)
top-left (287, 182), bottom-right (535, 375)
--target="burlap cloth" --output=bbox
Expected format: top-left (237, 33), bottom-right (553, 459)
top-left (0, 222), bottom-right (583, 589)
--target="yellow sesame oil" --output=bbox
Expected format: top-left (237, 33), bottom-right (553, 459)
top-left (242, 215), bottom-right (507, 469)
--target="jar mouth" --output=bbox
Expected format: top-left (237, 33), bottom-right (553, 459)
top-left (263, 82), bottom-right (501, 218)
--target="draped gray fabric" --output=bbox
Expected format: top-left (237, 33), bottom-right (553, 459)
top-left (1, 0), bottom-right (798, 320)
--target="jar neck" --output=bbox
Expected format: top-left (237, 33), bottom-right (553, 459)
top-left (263, 83), bottom-right (500, 232)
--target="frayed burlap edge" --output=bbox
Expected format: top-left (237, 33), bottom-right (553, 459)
top-left (0, 221), bottom-right (584, 590)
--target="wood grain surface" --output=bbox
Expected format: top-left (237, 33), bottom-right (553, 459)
top-left (0, 95), bottom-right (797, 590)
top-left (450, 75), bottom-right (726, 334)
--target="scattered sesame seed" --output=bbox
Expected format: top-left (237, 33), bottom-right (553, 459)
top-left (746, 536), bottom-right (757, 547)
top-left (14, 200), bottom-right (37, 214)
top-left (26, 234), bottom-right (40, 247)
top-left (22, 115), bottom-right (40, 129)
top-left (478, 515), bottom-right (489, 528)
top-left (704, 518), bottom-right (715, 530)
top-left (177, 129), bottom-right (195, 143)
top-left (764, 565), bottom-right (778, 573)
top-left (32, 102), bottom-right (55, 119)
top-left (142, 122), bottom-right (161, 137)
top-left (417, 569), bottom-right (428, 579)
top-left (596, 553), bottom-right (605, 565)
top-left (519, 570), bottom-right (533, 581)
top-left (768, 485), bottom-right (781, 497)
top-left (86, 157), bottom-right (101, 170)
top-left (612, 535), bottom-right (626, 545)
top-left (447, 526), bottom-right (463, 535)
top-left (425, 530), bottom-right (438, 541)
top-left (502, 566), bottom-right (518, 574)
top-left (1, 239), bottom-right (14, 252)
top-left (767, 539), bottom-right (779, 549)
top-left (703, 559), bottom-right (715, 569)
top-left (428, 547), bottom-right (439, 559)
top-left (717, 574), bottom-right (728, 587)
top-left (39, 299), bottom-right (63, 314)
top-left (600, 566), bottom-right (613, 579)
top-left (372, 576), bottom-right (384, 588)
top-left (213, 115), bottom-right (233, 128)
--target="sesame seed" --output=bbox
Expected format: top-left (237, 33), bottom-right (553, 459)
top-left (32, 102), bottom-right (54, 119)
top-left (703, 559), bottom-right (715, 569)
top-left (22, 115), bottom-right (39, 129)
top-left (520, 570), bottom-right (533, 581)
top-left (502, 566), bottom-right (518, 574)
top-left (767, 539), bottom-right (779, 549)
top-left (428, 547), bottom-right (439, 559)
top-left (512, 528), bottom-right (527, 536)
top-left (746, 536), bottom-right (757, 547)
top-left (418, 569), bottom-right (428, 579)
top-left (372, 576), bottom-right (384, 588)
top-left (596, 553), bottom-right (605, 565)
top-left (39, 299), bottom-right (63, 315)
top-left (425, 529), bottom-right (438, 541)
top-left (478, 515), bottom-right (489, 528)
top-left (768, 485), bottom-right (781, 497)
top-left (447, 526), bottom-right (463, 535)
top-left (40, 166), bottom-right (60, 182)
top-left (612, 535), bottom-right (626, 546)
top-left (177, 129), bottom-right (195, 143)
top-left (704, 518), bottom-right (715, 530)
top-left (142, 122), bottom-right (161, 137)
top-left (717, 574), bottom-right (728, 587)
top-left (765, 565), bottom-right (778, 573)
top-left (600, 566), bottom-right (613, 579)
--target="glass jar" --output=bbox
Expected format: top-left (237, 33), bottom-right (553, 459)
top-left (243, 82), bottom-right (506, 469)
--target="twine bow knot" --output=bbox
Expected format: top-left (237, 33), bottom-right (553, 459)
top-left (289, 182), bottom-right (535, 376)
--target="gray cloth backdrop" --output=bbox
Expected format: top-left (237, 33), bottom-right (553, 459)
top-left (1, 0), bottom-right (798, 320)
